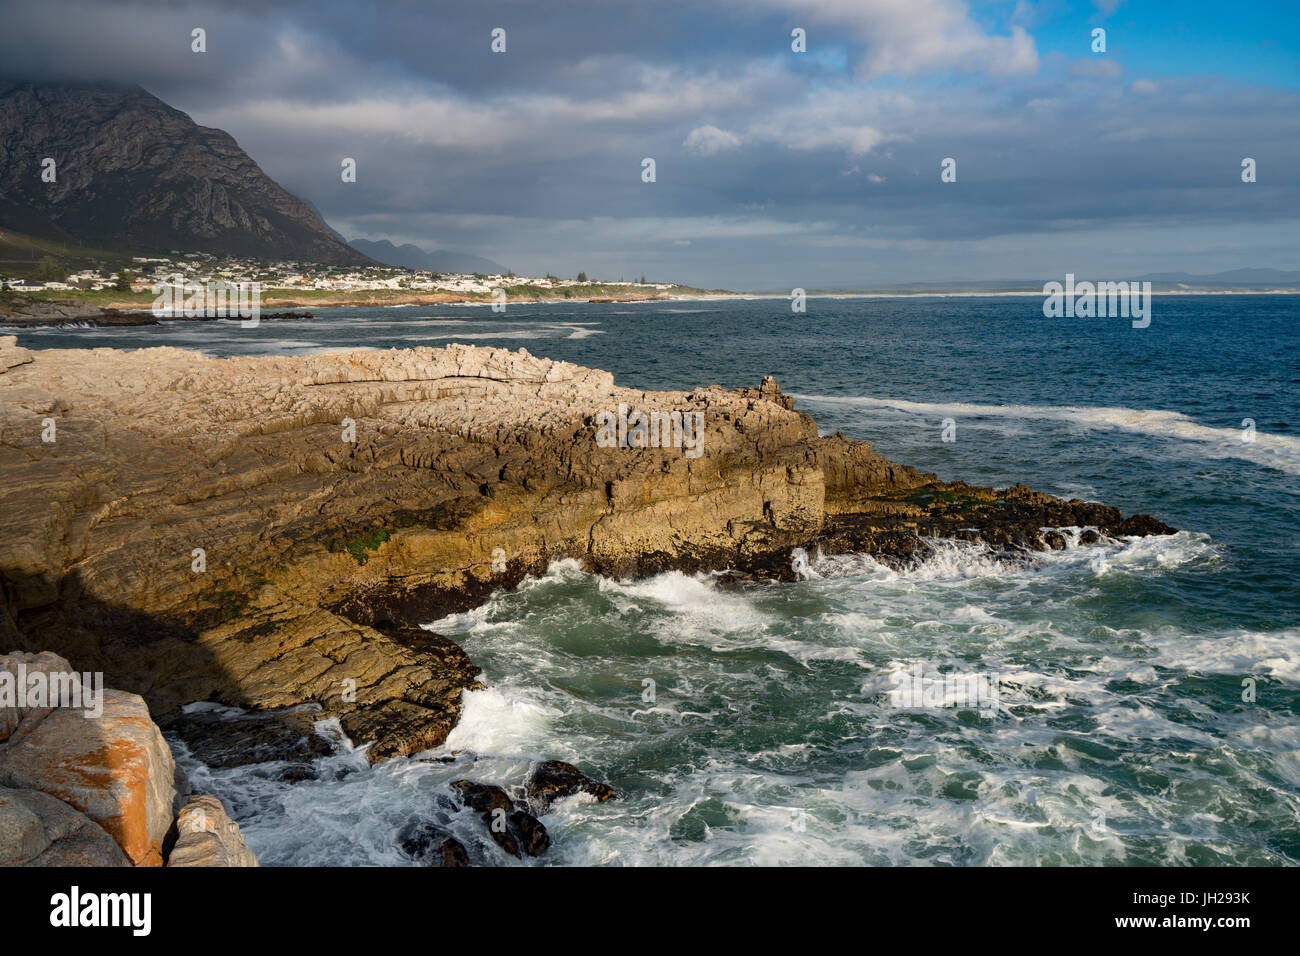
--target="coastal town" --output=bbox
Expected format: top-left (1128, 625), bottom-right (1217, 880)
top-left (0, 251), bottom-right (679, 298)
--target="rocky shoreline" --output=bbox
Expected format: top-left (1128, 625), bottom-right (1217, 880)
top-left (0, 296), bottom-right (315, 327)
top-left (0, 337), bottom-right (1174, 865)
top-left (0, 289), bottom-right (694, 326)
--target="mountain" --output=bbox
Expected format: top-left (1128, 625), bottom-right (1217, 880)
top-left (0, 80), bottom-right (369, 265)
top-left (349, 238), bottom-right (505, 274)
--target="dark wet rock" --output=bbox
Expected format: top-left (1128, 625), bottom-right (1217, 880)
top-left (0, 300), bottom-right (161, 327)
top-left (397, 819), bottom-right (470, 867)
top-left (449, 780), bottom-right (514, 814)
top-left (525, 760), bottom-right (617, 813)
top-left (712, 570), bottom-right (763, 587)
top-left (811, 481), bottom-right (1174, 572)
top-left (269, 761), bottom-right (352, 783)
top-left (448, 778), bottom-right (552, 858)
top-left (433, 836), bottom-right (470, 867)
top-left (487, 824), bottom-right (521, 858)
top-left (509, 810), bottom-right (550, 857)
top-left (479, 809), bottom-right (549, 859)
top-left (397, 818), bottom-right (439, 856)
top-left (276, 764), bottom-right (319, 783)
top-left (166, 706), bottom-right (333, 771)
top-left (1116, 513), bottom-right (1178, 536)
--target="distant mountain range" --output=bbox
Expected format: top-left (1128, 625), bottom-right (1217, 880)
top-left (0, 80), bottom-right (369, 265)
top-left (1133, 269), bottom-right (1300, 288)
top-left (347, 238), bottom-right (505, 275)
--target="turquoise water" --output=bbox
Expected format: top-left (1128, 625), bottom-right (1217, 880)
top-left (19, 296), bottom-right (1299, 865)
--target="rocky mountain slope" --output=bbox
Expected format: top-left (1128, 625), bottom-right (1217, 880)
top-left (0, 80), bottom-right (369, 264)
top-left (0, 338), bottom-right (1174, 765)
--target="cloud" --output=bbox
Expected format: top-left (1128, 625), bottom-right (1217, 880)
top-left (683, 125), bottom-right (742, 155)
top-left (1071, 56), bottom-right (1123, 79)
top-left (764, 123), bottom-right (888, 156)
top-left (1011, 0), bottom-right (1068, 29)
top-left (734, 0), bottom-right (1039, 77)
top-left (0, 0), bottom-right (1292, 289)
top-left (203, 60), bottom-right (776, 162)
top-left (738, 87), bottom-right (914, 156)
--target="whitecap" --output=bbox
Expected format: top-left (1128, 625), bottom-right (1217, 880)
top-left (793, 393), bottom-right (1300, 476)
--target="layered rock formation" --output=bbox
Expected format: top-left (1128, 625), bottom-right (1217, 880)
top-left (0, 337), bottom-right (1174, 770)
top-left (168, 794), bottom-right (258, 867)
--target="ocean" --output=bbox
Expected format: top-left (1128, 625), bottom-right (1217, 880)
top-left (12, 294), bottom-right (1299, 865)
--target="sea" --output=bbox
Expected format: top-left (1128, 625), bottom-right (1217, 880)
top-left (10, 294), bottom-right (1299, 866)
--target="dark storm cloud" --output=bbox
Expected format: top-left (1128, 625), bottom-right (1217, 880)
top-left (0, 0), bottom-right (1295, 288)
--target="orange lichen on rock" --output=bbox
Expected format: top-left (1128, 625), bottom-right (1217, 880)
top-left (0, 686), bottom-right (181, 866)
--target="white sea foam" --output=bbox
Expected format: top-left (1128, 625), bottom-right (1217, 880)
top-left (171, 536), bottom-right (1292, 867)
top-left (1147, 627), bottom-right (1300, 683)
top-left (809, 529), bottom-right (1217, 585)
top-left (441, 685), bottom-right (561, 756)
top-left (412, 322), bottom-right (604, 341)
top-left (795, 393), bottom-right (1300, 476)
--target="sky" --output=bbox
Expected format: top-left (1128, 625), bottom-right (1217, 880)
top-left (1, 0), bottom-right (1297, 290)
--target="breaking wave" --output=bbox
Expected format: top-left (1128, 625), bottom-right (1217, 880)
top-left (794, 394), bottom-right (1300, 476)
